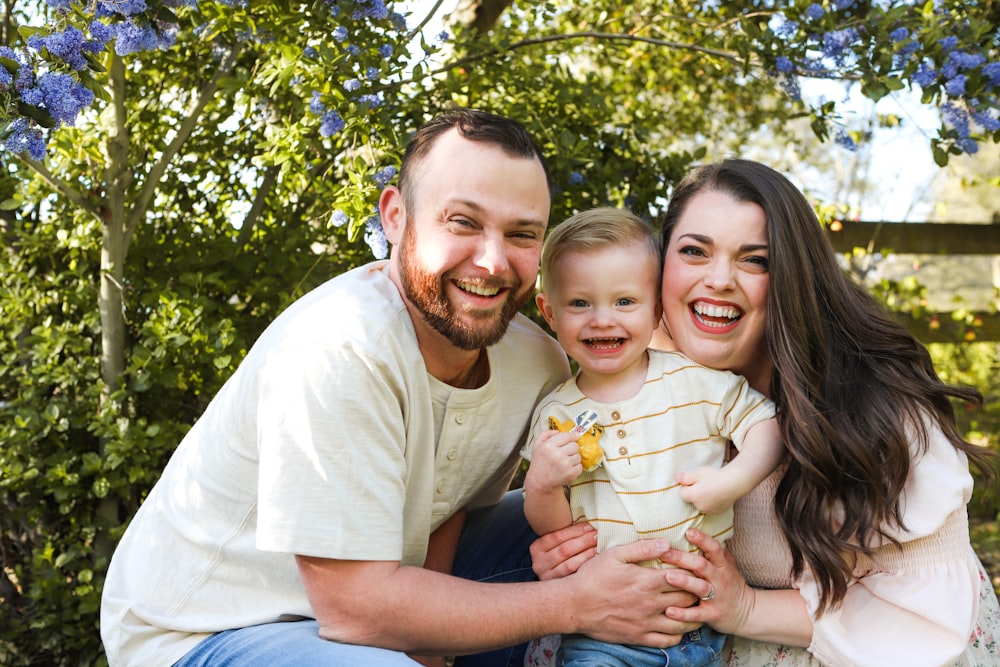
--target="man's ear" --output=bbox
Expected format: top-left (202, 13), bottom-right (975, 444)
top-left (536, 291), bottom-right (556, 329)
top-left (379, 185), bottom-right (405, 246)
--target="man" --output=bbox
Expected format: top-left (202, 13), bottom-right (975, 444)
top-left (101, 109), bottom-right (694, 667)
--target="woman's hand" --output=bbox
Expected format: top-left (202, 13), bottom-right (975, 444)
top-left (529, 522), bottom-right (598, 580)
top-left (658, 528), bottom-right (756, 636)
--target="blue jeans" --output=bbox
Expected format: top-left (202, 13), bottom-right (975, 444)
top-left (174, 490), bottom-right (538, 667)
top-left (559, 627), bottom-right (724, 667)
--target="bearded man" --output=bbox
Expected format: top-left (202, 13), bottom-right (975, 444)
top-left (101, 108), bottom-right (698, 667)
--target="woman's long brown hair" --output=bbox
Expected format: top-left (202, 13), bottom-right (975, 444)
top-left (660, 159), bottom-right (996, 610)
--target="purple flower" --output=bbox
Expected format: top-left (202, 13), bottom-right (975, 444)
top-left (833, 0), bottom-right (854, 8)
top-left (365, 214), bottom-right (388, 259)
top-left (390, 12), bottom-right (407, 32)
top-left (309, 91), bottom-right (326, 115)
top-left (39, 26), bottom-right (89, 70)
top-left (938, 36), bottom-right (959, 52)
top-left (343, 78), bottom-right (361, 92)
top-left (36, 71), bottom-right (95, 126)
top-left (378, 44), bottom-right (393, 59)
top-left (304, 46), bottom-right (317, 58)
top-left (821, 28), bottom-right (859, 59)
top-left (913, 64), bottom-right (936, 87)
top-left (4, 118), bottom-right (47, 160)
top-left (358, 93), bottom-right (383, 108)
top-left (942, 102), bottom-right (970, 137)
top-left (90, 20), bottom-right (115, 46)
top-left (569, 171), bottom-right (585, 185)
top-left (774, 20), bottom-right (798, 39)
top-left (945, 74), bottom-right (967, 97)
top-left (319, 110), bottom-right (345, 137)
top-left (0, 64), bottom-right (12, 87)
top-left (332, 26), bottom-right (348, 43)
top-left (99, 0), bottom-right (148, 16)
top-left (436, 30), bottom-right (450, 44)
top-left (947, 50), bottom-right (985, 71)
top-left (330, 210), bottom-right (348, 227)
top-left (973, 111), bottom-right (1000, 132)
top-left (983, 62), bottom-right (1000, 86)
top-left (889, 27), bottom-right (909, 43)
top-left (373, 165), bottom-right (397, 187)
top-left (780, 75), bottom-right (802, 101)
top-left (365, 66), bottom-right (380, 81)
top-left (775, 56), bottom-right (794, 73)
top-left (835, 128), bottom-right (858, 151)
top-left (956, 137), bottom-right (978, 154)
top-left (113, 20), bottom-right (164, 55)
top-left (805, 3), bottom-right (825, 20)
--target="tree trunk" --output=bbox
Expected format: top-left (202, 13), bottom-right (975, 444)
top-left (446, 0), bottom-right (515, 33)
top-left (94, 53), bottom-right (133, 560)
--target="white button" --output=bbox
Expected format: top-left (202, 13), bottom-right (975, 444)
top-left (447, 448), bottom-right (458, 460)
top-left (455, 413), bottom-right (466, 425)
top-left (436, 481), bottom-right (445, 493)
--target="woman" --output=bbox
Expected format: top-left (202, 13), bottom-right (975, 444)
top-left (529, 159), bottom-right (1000, 666)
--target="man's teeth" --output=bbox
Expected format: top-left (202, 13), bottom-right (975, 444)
top-left (693, 303), bottom-right (741, 326)
top-left (458, 281), bottom-right (500, 297)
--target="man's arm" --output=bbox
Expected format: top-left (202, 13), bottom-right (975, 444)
top-left (422, 509), bottom-right (467, 575)
top-left (297, 539), bottom-right (699, 656)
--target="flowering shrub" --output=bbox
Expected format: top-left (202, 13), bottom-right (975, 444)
top-left (756, 0), bottom-right (999, 163)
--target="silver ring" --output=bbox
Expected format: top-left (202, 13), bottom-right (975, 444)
top-left (700, 584), bottom-right (716, 601)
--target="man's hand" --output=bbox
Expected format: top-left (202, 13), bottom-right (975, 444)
top-left (566, 539), bottom-right (701, 648)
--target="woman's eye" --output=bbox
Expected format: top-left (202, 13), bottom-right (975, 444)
top-left (679, 245), bottom-right (707, 257)
top-left (744, 255), bottom-right (769, 269)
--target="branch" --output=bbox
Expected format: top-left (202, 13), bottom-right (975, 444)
top-left (236, 164), bottom-right (279, 247)
top-left (419, 31), bottom-right (747, 80)
top-left (406, 0), bottom-right (447, 40)
top-left (124, 44), bottom-right (242, 248)
top-left (14, 155), bottom-right (103, 221)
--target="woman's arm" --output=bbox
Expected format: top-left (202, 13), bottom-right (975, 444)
top-left (659, 529), bottom-right (814, 647)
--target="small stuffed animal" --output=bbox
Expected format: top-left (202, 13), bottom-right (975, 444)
top-left (548, 415), bottom-right (605, 472)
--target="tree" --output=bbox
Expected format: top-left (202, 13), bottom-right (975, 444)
top-left (0, 0), bottom-right (998, 663)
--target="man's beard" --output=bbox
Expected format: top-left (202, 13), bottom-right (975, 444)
top-left (398, 223), bottom-right (530, 350)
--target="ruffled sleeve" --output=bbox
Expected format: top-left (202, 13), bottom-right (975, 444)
top-left (801, 421), bottom-right (981, 667)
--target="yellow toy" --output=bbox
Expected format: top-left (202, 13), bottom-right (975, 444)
top-left (548, 415), bottom-right (605, 472)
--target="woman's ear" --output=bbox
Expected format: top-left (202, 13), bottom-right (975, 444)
top-left (379, 186), bottom-right (405, 246)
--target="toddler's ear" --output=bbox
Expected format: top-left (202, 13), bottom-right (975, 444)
top-left (535, 291), bottom-right (556, 328)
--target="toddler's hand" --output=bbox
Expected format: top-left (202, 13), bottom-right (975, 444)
top-left (676, 467), bottom-right (739, 515)
top-left (526, 429), bottom-right (583, 491)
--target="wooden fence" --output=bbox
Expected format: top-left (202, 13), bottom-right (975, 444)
top-left (825, 222), bottom-right (1000, 342)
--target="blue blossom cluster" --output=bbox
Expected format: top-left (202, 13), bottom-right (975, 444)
top-left (834, 128), bottom-right (858, 151)
top-left (768, 4), bottom-right (1000, 157)
top-left (372, 165), bottom-right (396, 187)
top-left (4, 118), bottom-right (48, 160)
top-left (364, 213), bottom-right (389, 259)
top-left (352, 0), bottom-right (389, 22)
top-left (568, 171), bottom-right (585, 186)
top-left (3, 0), bottom-right (190, 160)
top-left (307, 91), bottom-right (346, 137)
